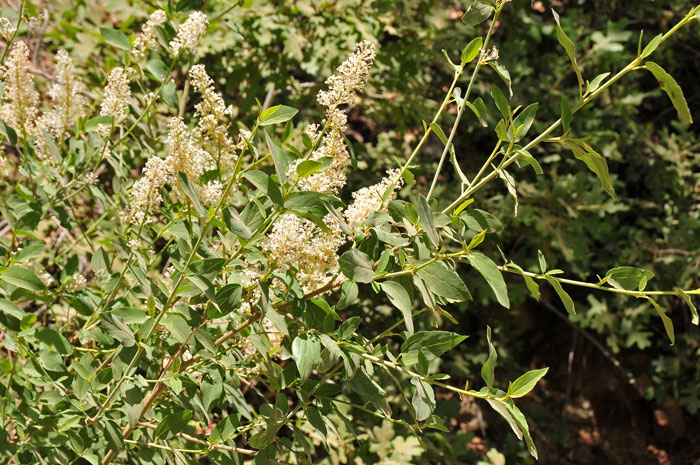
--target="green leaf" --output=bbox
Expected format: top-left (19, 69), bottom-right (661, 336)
top-left (296, 158), bottom-right (332, 178)
top-left (338, 316), bottom-right (361, 340)
top-left (561, 139), bottom-right (615, 198)
top-left (586, 72), bottom-right (610, 94)
top-left (401, 330), bottom-right (468, 365)
top-left (0, 267), bottom-right (45, 292)
top-left (418, 196), bottom-right (439, 248)
top-left (209, 284), bottom-right (242, 319)
top-left (605, 266), bottom-right (654, 291)
top-left (678, 289), bottom-right (698, 326)
top-left (306, 406), bottom-right (327, 441)
top-left (462, 1), bottom-right (492, 26)
top-left (145, 59), bottom-right (169, 80)
top-left (339, 249), bottom-right (375, 284)
top-left (538, 250), bottom-right (547, 273)
top-left (337, 281), bottom-right (359, 311)
top-left (467, 253), bottom-right (509, 308)
top-left (416, 262), bottom-right (471, 302)
top-left (509, 367), bottom-right (548, 398)
top-left (466, 98), bottom-right (488, 127)
top-left (640, 33), bottom-right (662, 59)
top-left (644, 62), bottom-right (693, 124)
top-left (260, 105), bottom-right (298, 126)
top-left (512, 103), bottom-right (538, 142)
top-left (210, 415), bottom-right (240, 443)
top-left (0, 119), bottom-right (17, 145)
top-left (84, 116), bottom-right (112, 132)
top-left (491, 87), bottom-right (510, 120)
top-left (264, 130), bottom-right (289, 184)
top-left (489, 62), bottom-right (512, 97)
top-left (223, 207), bottom-right (253, 240)
top-left (162, 314), bottom-right (192, 344)
top-left (460, 208), bottom-right (503, 233)
top-left (177, 172), bottom-right (206, 216)
top-left (35, 327), bottom-right (73, 355)
top-left (505, 401), bottom-right (539, 459)
top-left (0, 298), bottom-right (26, 331)
top-left (429, 122), bottom-right (448, 145)
top-left (468, 229), bottom-right (486, 250)
top-left (461, 37), bottom-right (483, 64)
top-left (544, 276), bottom-right (575, 315)
top-left (161, 81), bottom-right (179, 108)
top-left (515, 148), bottom-right (543, 175)
top-left (411, 378), bottom-right (436, 421)
top-left (100, 27), bottom-right (131, 50)
top-left (552, 10), bottom-right (583, 92)
top-left (647, 297), bottom-right (675, 345)
top-left (292, 334), bottom-right (321, 381)
top-left (561, 97), bottom-right (572, 132)
top-left (155, 409), bottom-right (192, 440)
top-left (481, 326), bottom-right (497, 388)
top-left (380, 280), bottom-right (414, 333)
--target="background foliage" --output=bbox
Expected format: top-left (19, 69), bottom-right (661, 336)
top-left (1, 0), bottom-right (699, 464)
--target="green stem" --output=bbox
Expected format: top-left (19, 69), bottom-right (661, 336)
top-left (426, 6), bottom-right (501, 199)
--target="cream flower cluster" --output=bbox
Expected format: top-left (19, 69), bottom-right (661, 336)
top-left (317, 40), bottom-right (376, 108)
top-left (0, 41), bottom-right (39, 132)
top-left (169, 11), bottom-right (208, 55)
top-left (287, 41), bottom-right (376, 195)
top-left (265, 42), bottom-right (378, 291)
top-left (345, 169), bottom-right (403, 230)
top-left (189, 64), bottom-right (237, 168)
top-left (262, 213), bottom-right (345, 292)
top-left (42, 50), bottom-right (88, 136)
top-left (128, 117), bottom-right (212, 223)
top-left (99, 67), bottom-right (131, 125)
top-left (131, 10), bottom-right (167, 60)
top-left (0, 17), bottom-right (16, 41)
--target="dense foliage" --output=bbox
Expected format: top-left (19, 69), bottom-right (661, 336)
top-left (1, 1), bottom-right (699, 464)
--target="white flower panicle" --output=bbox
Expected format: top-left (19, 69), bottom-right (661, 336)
top-left (262, 213), bottom-right (345, 292)
top-left (189, 64), bottom-right (237, 168)
top-left (0, 18), bottom-right (16, 41)
top-left (43, 50), bottom-right (87, 136)
top-left (288, 41), bottom-right (376, 195)
top-left (166, 116), bottom-right (210, 183)
top-left (100, 67), bottom-right (131, 125)
top-left (128, 117), bottom-right (212, 223)
top-left (317, 40), bottom-right (376, 109)
top-left (0, 41), bottom-right (39, 132)
top-left (199, 180), bottom-right (223, 206)
top-left (169, 11), bottom-right (208, 55)
top-left (128, 155), bottom-right (171, 224)
top-left (132, 10), bottom-right (167, 59)
top-left (132, 10), bottom-right (167, 60)
top-left (287, 130), bottom-right (350, 194)
top-left (345, 169), bottom-right (404, 229)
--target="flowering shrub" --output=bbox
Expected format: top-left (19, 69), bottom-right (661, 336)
top-left (0, 1), bottom-right (699, 463)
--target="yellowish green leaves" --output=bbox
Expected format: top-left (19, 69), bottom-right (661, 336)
top-left (461, 37), bottom-right (483, 64)
top-left (647, 297), bottom-right (675, 345)
top-left (380, 280), bottom-right (414, 333)
top-left (260, 104), bottom-right (298, 126)
top-left (552, 10), bottom-right (583, 95)
top-left (605, 266), bottom-right (654, 291)
top-left (561, 139), bottom-right (615, 198)
top-left (509, 367), bottom-right (549, 398)
top-left (481, 326), bottom-right (497, 387)
top-left (545, 275), bottom-right (575, 314)
top-left (644, 62), bottom-right (693, 124)
top-left (678, 289), bottom-right (698, 325)
top-left (100, 27), bottom-right (131, 50)
top-left (468, 253), bottom-right (510, 308)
